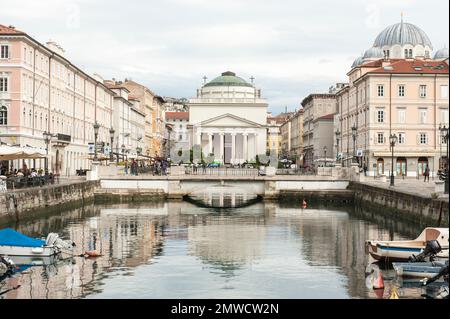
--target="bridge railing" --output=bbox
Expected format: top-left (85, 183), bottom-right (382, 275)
top-left (185, 167), bottom-right (259, 176)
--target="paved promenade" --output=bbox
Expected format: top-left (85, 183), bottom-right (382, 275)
top-left (359, 177), bottom-right (449, 201)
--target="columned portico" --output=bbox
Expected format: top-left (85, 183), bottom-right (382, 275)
top-left (188, 71), bottom-right (268, 165)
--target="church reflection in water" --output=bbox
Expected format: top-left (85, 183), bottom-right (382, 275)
top-left (0, 198), bottom-right (423, 299)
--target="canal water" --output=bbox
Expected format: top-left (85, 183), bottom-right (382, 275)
top-left (0, 198), bottom-right (432, 299)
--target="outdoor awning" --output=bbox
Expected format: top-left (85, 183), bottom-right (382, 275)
top-left (0, 145), bottom-right (47, 160)
top-left (373, 152), bottom-right (436, 157)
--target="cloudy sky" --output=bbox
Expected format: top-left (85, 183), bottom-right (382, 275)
top-left (0, 0), bottom-right (448, 114)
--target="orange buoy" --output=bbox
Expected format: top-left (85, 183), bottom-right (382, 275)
top-left (84, 251), bottom-right (102, 257)
top-left (373, 270), bottom-right (384, 289)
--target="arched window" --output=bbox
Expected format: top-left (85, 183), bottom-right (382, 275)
top-left (0, 106), bottom-right (7, 125)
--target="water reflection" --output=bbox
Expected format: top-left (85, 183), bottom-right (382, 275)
top-left (186, 185), bottom-right (260, 208)
top-left (0, 200), bottom-right (426, 299)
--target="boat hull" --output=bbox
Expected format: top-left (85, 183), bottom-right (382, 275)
top-left (0, 245), bottom-right (57, 257)
top-left (366, 240), bottom-right (449, 262)
top-left (393, 261), bottom-right (448, 278)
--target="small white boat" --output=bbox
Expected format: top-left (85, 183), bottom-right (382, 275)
top-left (0, 228), bottom-right (74, 258)
top-left (393, 260), bottom-right (448, 278)
top-left (365, 227), bottom-right (449, 262)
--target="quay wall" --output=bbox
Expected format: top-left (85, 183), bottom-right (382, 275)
top-left (350, 182), bottom-right (449, 227)
top-left (0, 181), bottom-right (99, 224)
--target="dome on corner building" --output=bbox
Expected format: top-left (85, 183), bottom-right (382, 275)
top-left (434, 47), bottom-right (449, 60)
top-left (363, 47), bottom-right (384, 60)
top-left (373, 22), bottom-right (433, 49)
top-left (351, 56), bottom-right (364, 68)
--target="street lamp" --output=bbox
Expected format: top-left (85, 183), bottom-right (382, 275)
top-left (121, 144), bottom-right (126, 162)
top-left (335, 129), bottom-right (341, 163)
top-left (93, 122), bottom-right (100, 162)
top-left (389, 133), bottom-right (398, 187)
top-left (43, 131), bottom-right (52, 172)
top-left (109, 128), bottom-right (115, 162)
top-left (323, 146), bottom-right (327, 167)
top-left (351, 124), bottom-right (357, 164)
top-left (439, 124), bottom-right (449, 194)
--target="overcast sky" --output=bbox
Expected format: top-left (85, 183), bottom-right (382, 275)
top-left (0, 0), bottom-right (448, 114)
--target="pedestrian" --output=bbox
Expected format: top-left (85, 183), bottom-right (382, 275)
top-left (124, 160), bottom-right (129, 175)
top-left (424, 165), bottom-right (430, 182)
top-left (363, 162), bottom-right (368, 176)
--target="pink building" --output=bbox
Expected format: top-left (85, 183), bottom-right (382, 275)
top-left (0, 24), bottom-right (115, 175)
top-left (336, 20), bottom-right (449, 177)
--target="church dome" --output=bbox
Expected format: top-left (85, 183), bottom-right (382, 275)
top-left (351, 56), bottom-right (364, 68)
top-left (434, 47), bottom-right (449, 60)
top-left (373, 22), bottom-right (433, 49)
top-left (204, 71), bottom-right (253, 88)
top-left (363, 47), bottom-right (384, 59)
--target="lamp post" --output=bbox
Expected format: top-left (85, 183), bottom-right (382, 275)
top-left (43, 131), bottom-right (52, 172)
top-left (93, 122), bottom-right (100, 162)
top-left (121, 144), bottom-right (125, 162)
top-left (439, 124), bottom-right (449, 194)
top-left (389, 133), bottom-right (398, 187)
top-left (335, 129), bottom-right (341, 164)
top-left (323, 146), bottom-right (327, 167)
top-left (109, 128), bottom-right (115, 162)
top-left (351, 124), bottom-right (357, 164)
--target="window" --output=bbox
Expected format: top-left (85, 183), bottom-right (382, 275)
top-left (0, 76), bottom-right (7, 92)
top-left (0, 45), bottom-right (9, 59)
top-left (398, 85), bottom-right (405, 97)
top-left (377, 110), bottom-right (384, 123)
top-left (425, 50), bottom-right (430, 58)
top-left (419, 133), bottom-right (427, 145)
top-left (377, 85), bottom-right (384, 97)
top-left (420, 85), bottom-right (427, 98)
top-left (404, 49), bottom-right (413, 58)
top-left (383, 50), bottom-right (390, 58)
top-left (419, 109), bottom-right (427, 124)
top-left (398, 132), bottom-right (405, 144)
top-left (377, 133), bottom-right (384, 144)
top-left (441, 85), bottom-right (449, 98)
top-left (398, 109), bottom-right (406, 123)
top-left (0, 106), bottom-right (7, 125)
top-left (440, 109), bottom-right (449, 124)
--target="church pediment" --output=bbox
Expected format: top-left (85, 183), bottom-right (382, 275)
top-left (197, 113), bottom-right (262, 128)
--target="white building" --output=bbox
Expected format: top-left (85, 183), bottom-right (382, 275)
top-left (188, 71), bottom-right (268, 165)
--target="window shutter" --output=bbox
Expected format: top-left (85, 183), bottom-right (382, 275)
top-left (416, 133), bottom-right (420, 145)
top-left (383, 136), bottom-right (386, 144)
top-left (425, 134), bottom-right (428, 145)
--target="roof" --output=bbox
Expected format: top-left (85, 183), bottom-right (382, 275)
top-left (373, 21), bottom-right (433, 49)
top-left (314, 114), bottom-right (335, 122)
top-left (0, 24), bottom-right (24, 35)
top-left (165, 112), bottom-right (189, 121)
top-left (368, 59), bottom-right (449, 74)
top-left (104, 82), bottom-right (130, 91)
top-left (204, 71), bottom-right (253, 88)
top-left (301, 94), bottom-right (336, 107)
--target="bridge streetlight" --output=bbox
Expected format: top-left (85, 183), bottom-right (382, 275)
top-left (389, 133), bottom-right (398, 187)
top-left (335, 129), bottom-right (341, 164)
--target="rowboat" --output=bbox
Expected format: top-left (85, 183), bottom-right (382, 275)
top-left (365, 227), bottom-right (449, 262)
top-left (0, 228), bottom-right (74, 258)
top-left (392, 260), bottom-right (448, 278)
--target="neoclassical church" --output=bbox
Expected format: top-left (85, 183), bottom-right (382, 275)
top-left (188, 71), bottom-right (268, 164)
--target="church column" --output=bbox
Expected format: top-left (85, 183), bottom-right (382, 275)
top-left (196, 129), bottom-right (201, 146)
top-left (231, 133), bottom-right (236, 165)
top-left (219, 132), bottom-right (224, 163)
top-left (208, 133), bottom-right (213, 155)
top-left (243, 133), bottom-right (248, 162)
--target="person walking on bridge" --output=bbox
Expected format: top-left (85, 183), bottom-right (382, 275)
top-left (424, 165), bottom-right (430, 182)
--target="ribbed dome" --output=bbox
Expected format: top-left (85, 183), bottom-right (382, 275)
top-left (204, 71), bottom-right (253, 88)
top-left (434, 47), bottom-right (449, 60)
top-left (363, 47), bottom-right (384, 59)
top-left (351, 56), bottom-right (364, 68)
top-left (373, 22), bottom-right (433, 49)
